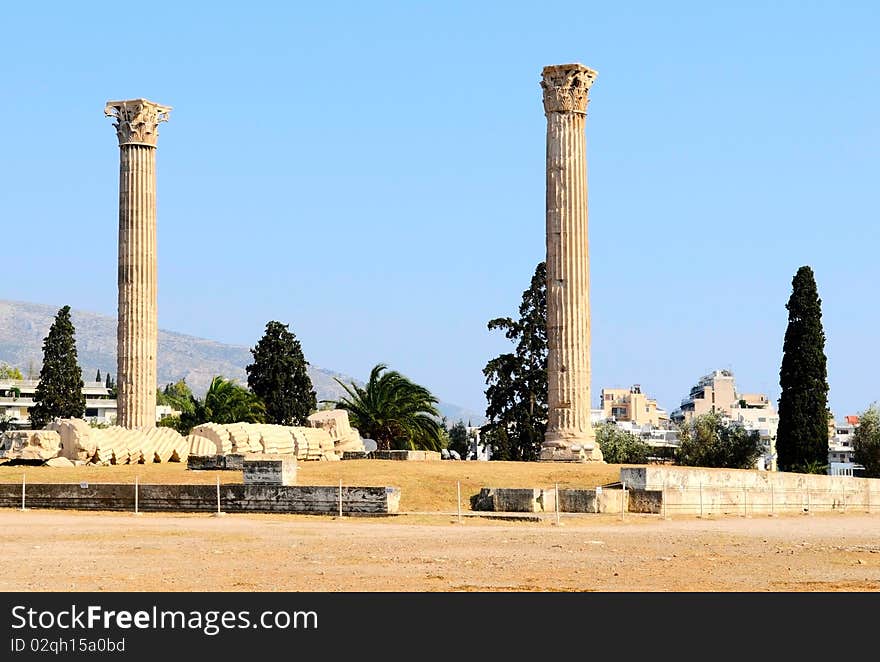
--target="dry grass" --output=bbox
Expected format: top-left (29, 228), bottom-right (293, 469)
top-left (0, 459), bottom-right (621, 512)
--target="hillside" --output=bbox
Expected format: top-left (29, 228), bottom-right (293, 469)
top-left (0, 300), bottom-right (484, 424)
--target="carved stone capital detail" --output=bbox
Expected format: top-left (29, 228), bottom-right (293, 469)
top-left (105, 99), bottom-right (172, 146)
top-left (541, 64), bottom-right (597, 114)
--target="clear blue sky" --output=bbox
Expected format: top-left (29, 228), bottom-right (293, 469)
top-left (1, 1), bottom-right (877, 419)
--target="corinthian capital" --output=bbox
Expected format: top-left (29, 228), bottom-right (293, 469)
top-left (104, 99), bottom-right (172, 147)
top-left (541, 64), bottom-right (597, 114)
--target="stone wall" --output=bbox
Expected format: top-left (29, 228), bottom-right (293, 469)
top-left (0, 483), bottom-right (400, 516)
top-left (186, 454), bottom-right (245, 471)
top-left (243, 457), bottom-right (296, 486)
top-left (471, 487), bottom-right (626, 513)
top-left (621, 466), bottom-right (880, 516)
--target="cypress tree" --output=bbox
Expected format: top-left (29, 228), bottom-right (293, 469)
top-left (30, 305), bottom-right (86, 429)
top-left (246, 321), bottom-right (316, 426)
top-left (481, 261), bottom-right (548, 461)
top-left (776, 266), bottom-right (829, 472)
top-left (95, 369), bottom-right (102, 383)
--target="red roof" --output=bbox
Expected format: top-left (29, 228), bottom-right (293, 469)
top-left (845, 415), bottom-right (860, 425)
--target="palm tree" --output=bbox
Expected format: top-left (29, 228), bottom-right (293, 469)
top-left (175, 376), bottom-right (265, 433)
top-left (201, 376), bottom-right (266, 424)
top-left (334, 364), bottom-right (444, 452)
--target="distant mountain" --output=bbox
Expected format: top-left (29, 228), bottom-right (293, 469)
top-left (0, 299), bottom-right (484, 425)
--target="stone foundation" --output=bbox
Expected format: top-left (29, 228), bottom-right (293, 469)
top-left (471, 487), bottom-right (626, 513)
top-left (0, 483), bottom-right (400, 516)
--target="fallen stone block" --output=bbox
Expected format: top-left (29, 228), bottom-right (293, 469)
top-left (0, 430), bottom-right (62, 461)
top-left (44, 456), bottom-right (75, 468)
top-left (243, 456), bottom-right (297, 486)
top-left (47, 419), bottom-right (96, 462)
top-left (187, 435), bottom-right (218, 458)
top-left (190, 423), bottom-right (233, 455)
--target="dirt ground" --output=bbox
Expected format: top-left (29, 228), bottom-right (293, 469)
top-left (2, 509), bottom-right (879, 592)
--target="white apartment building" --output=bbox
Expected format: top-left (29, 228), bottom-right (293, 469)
top-left (1, 379), bottom-right (118, 426)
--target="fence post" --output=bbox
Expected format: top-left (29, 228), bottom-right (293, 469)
top-left (457, 481), bottom-right (462, 524)
top-left (134, 476), bottom-right (139, 515)
top-left (338, 479), bottom-right (343, 518)
top-left (554, 482), bottom-right (561, 526)
top-left (866, 481), bottom-right (871, 514)
top-left (807, 488), bottom-right (811, 515)
top-left (215, 476), bottom-right (223, 516)
top-left (843, 485), bottom-right (847, 513)
top-left (699, 481), bottom-right (704, 519)
top-left (770, 482), bottom-right (775, 517)
top-left (621, 481), bottom-right (626, 521)
top-left (662, 480), bottom-right (668, 520)
top-left (21, 473), bottom-right (25, 512)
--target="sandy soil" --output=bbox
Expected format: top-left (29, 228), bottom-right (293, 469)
top-left (2, 509), bottom-right (879, 592)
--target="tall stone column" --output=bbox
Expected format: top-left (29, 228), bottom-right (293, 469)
top-left (539, 64), bottom-right (603, 462)
top-left (104, 99), bottom-right (171, 429)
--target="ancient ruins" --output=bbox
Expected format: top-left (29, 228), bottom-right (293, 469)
top-left (0, 409), bottom-right (363, 465)
top-left (105, 99), bottom-right (171, 430)
top-left (540, 64), bottom-right (603, 462)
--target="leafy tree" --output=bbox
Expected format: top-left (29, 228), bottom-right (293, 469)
top-left (105, 372), bottom-right (117, 397)
top-left (156, 377), bottom-right (264, 434)
top-left (595, 423), bottom-right (650, 464)
top-left (246, 321), bottom-right (316, 426)
top-left (334, 363), bottom-right (444, 451)
top-left (677, 413), bottom-right (761, 469)
top-left (481, 261), bottom-right (547, 462)
top-left (447, 420), bottom-right (470, 459)
top-left (156, 379), bottom-right (196, 415)
top-left (0, 415), bottom-right (15, 433)
top-left (436, 417), bottom-right (451, 449)
top-left (0, 363), bottom-right (24, 380)
top-left (853, 405), bottom-right (880, 478)
top-left (776, 266), bottom-right (830, 473)
top-left (30, 305), bottom-right (86, 429)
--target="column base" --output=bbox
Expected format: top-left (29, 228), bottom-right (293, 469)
top-left (540, 436), bottom-right (604, 463)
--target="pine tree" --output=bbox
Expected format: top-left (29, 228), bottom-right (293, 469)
top-left (30, 305), bottom-right (86, 429)
top-left (481, 261), bottom-right (548, 461)
top-left (95, 369), bottom-right (102, 383)
top-left (776, 266), bottom-right (830, 472)
top-left (246, 321), bottom-right (316, 426)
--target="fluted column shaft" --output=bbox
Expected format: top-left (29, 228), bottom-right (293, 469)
top-left (540, 64), bottom-right (602, 461)
top-left (545, 110), bottom-right (591, 439)
top-left (117, 144), bottom-right (157, 429)
top-left (105, 99), bottom-right (171, 430)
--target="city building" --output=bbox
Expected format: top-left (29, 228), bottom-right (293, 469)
top-left (672, 370), bottom-right (776, 429)
top-left (828, 415), bottom-right (863, 475)
top-left (465, 426), bottom-right (491, 461)
top-left (600, 384), bottom-right (669, 428)
top-left (1, 379), bottom-right (118, 427)
top-left (0, 378), bottom-right (176, 428)
top-left (672, 369), bottom-right (738, 421)
top-left (671, 369), bottom-right (778, 470)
